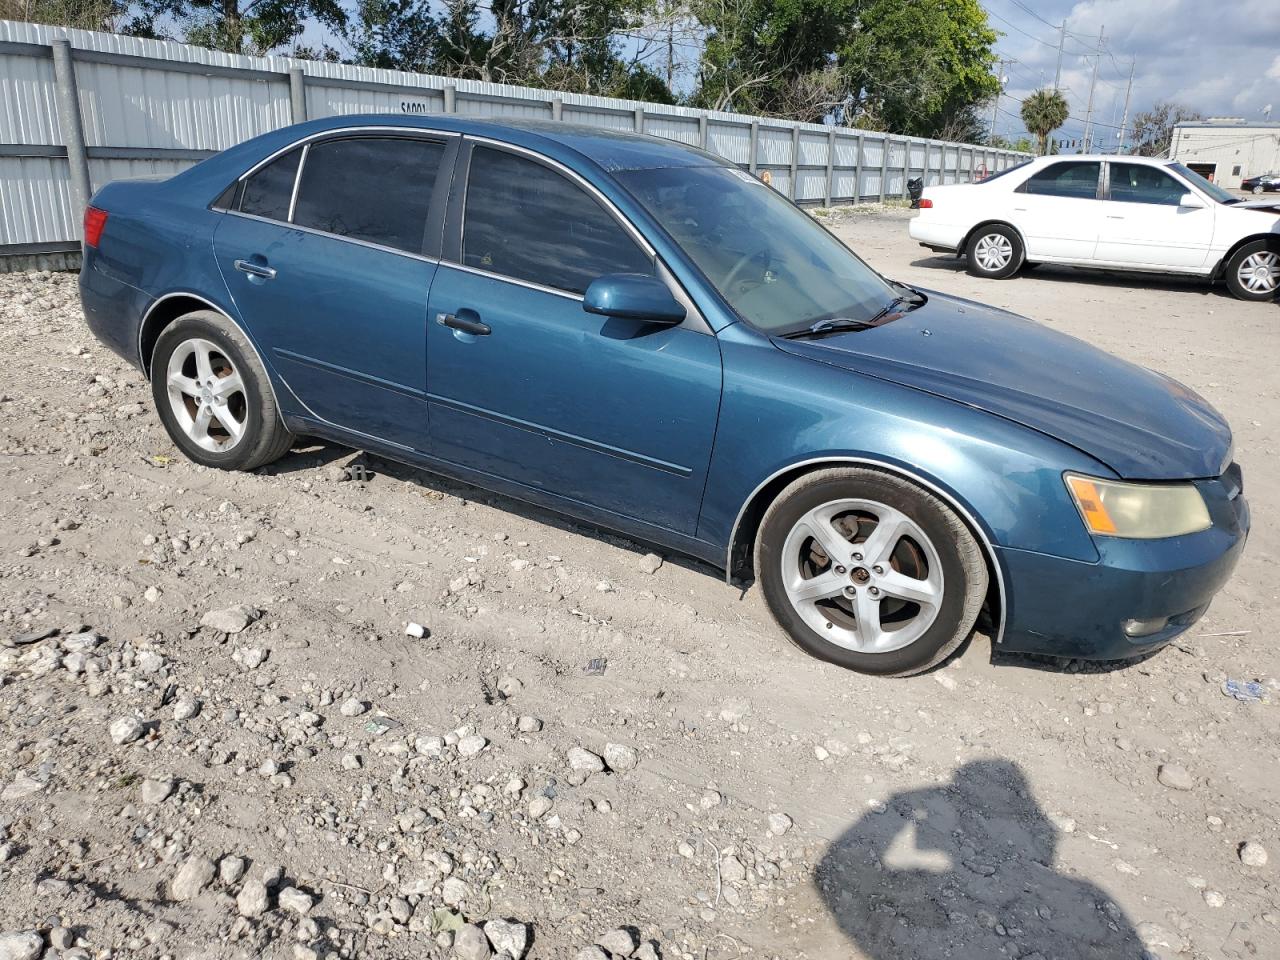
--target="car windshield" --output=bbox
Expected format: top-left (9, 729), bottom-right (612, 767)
top-left (1167, 162), bottom-right (1238, 204)
top-left (616, 165), bottom-right (897, 334)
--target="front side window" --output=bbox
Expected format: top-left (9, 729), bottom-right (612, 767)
top-left (618, 164), bottom-right (897, 334)
top-left (1109, 163), bottom-right (1187, 205)
top-left (239, 148), bottom-right (300, 220)
top-left (292, 137), bottom-right (445, 253)
top-left (1019, 162), bottom-right (1101, 199)
top-left (462, 146), bottom-right (653, 295)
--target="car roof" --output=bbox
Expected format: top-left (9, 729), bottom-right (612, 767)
top-left (295, 114), bottom-right (731, 173)
top-left (1029, 154), bottom-right (1172, 166)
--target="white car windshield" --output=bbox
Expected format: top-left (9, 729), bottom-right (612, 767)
top-left (1167, 162), bottom-right (1238, 204)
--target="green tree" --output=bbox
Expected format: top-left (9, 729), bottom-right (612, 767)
top-left (1131, 101), bottom-right (1203, 157)
top-left (1019, 88), bottom-right (1068, 156)
top-left (345, 0), bottom-right (439, 72)
top-left (127, 0), bottom-right (347, 55)
top-left (0, 0), bottom-right (124, 30)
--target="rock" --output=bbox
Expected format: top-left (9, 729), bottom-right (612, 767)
top-left (1240, 841), bottom-right (1269, 867)
top-left (1136, 921), bottom-right (1172, 948)
top-left (173, 698), bottom-right (200, 721)
top-left (220, 856), bottom-right (247, 885)
top-left (0, 932), bottom-right (43, 960)
top-left (1203, 889), bottom-right (1225, 908)
top-left (720, 854), bottom-right (747, 883)
top-left (497, 675), bottom-right (523, 698)
top-left (141, 777), bottom-right (175, 805)
top-left (201, 605), bottom-right (260, 633)
top-left (1157, 763), bottom-right (1194, 791)
top-left (135, 650), bottom-right (165, 673)
top-left (237, 878), bottom-right (269, 917)
top-left (454, 924), bottom-right (491, 960)
top-left (1, 776), bottom-right (44, 801)
top-left (483, 919), bottom-right (529, 959)
top-left (109, 716), bottom-right (144, 745)
top-left (171, 856), bottom-right (216, 901)
top-left (528, 796), bottom-right (553, 820)
top-left (574, 949), bottom-right (609, 960)
top-left (442, 876), bottom-right (470, 906)
top-left (416, 735), bottom-right (445, 756)
top-left (457, 735), bottom-right (488, 758)
top-left (278, 886), bottom-right (315, 916)
top-left (604, 742), bottom-right (638, 772)
top-left (596, 929), bottom-right (638, 956)
top-left (517, 716), bottom-right (542, 733)
top-left (4, 628), bottom-right (56, 648)
top-left (48, 928), bottom-right (73, 951)
top-left (567, 747), bottom-right (605, 773)
top-left (768, 812), bottom-right (793, 836)
top-left (405, 622), bottom-right (427, 638)
top-left (933, 672), bottom-right (957, 691)
top-left (718, 699), bottom-right (751, 724)
top-left (633, 943), bottom-right (661, 960)
top-left (234, 646), bottom-right (267, 670)
top-left (339, 697), bottom-right (368, 717)
top-left (638, 553), bottom-right (663, 574)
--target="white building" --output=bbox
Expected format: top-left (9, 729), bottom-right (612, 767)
top-left (1169, 119), bottom-right (1280, 189)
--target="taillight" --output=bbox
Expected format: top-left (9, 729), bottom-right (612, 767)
top-left (918, 198), bottom-right (934, 209)
top-left (84, 206), bottom-right (108, 247)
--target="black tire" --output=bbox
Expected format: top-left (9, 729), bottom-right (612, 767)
top-left (965, 224), bottom-right (1023, 279)
top-left (150, 310), bottom-right (294, 470)
top-left (755, 468), bottom-right (988, 677)
top-left (1253, 185), bottom-right (1264, 195)
top-left (1224, 239), bottom-right (1280, 302)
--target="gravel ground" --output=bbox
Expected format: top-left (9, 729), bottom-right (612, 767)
top-left (0, 207), bottom-right (1277, 960)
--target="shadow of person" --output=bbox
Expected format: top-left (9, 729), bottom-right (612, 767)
top-left (814, 760), bottom-right (1145, 960)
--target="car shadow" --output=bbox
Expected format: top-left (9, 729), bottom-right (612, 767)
top-left (910, 253), bottom-right (1231, 297)
top-left (814, 758), bottom-right (1145, 960)
top-left (263, 440), bottom-right (722, 580)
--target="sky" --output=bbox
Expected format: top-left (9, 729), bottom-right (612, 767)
top-left (982, 0), bottom-right (1280, 148)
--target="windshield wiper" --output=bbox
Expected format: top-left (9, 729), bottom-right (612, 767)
top-left (782, 316), bottom-right (877, 339)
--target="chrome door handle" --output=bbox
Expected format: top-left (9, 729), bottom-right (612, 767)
top-left (437, 312), bottom-right (491, 336)
top-left (234, 259), bottom-right (277, 279)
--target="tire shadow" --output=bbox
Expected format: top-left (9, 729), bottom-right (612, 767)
top-left (814, 759), bottom-right (1146, 960)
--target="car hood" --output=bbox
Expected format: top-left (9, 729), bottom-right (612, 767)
top-left (774, 290), bottom-right (1231, 480)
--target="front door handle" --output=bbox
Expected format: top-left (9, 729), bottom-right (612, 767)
top-left (234, 259), bottom-right (277, 280)
top-left (437, 312), bottom-right (491, 336)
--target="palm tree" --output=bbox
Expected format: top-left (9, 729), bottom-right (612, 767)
top-left (1020, 89), bottom-right (1070, 156)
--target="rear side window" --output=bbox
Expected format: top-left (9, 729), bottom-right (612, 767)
top-left (292, 137), bottom-right (446, 253)
top-left (1108, 162), bottom-right (1186, 206)
top-left (239, 148), bottom-right (301, 221)
top-left (1020, 162), bottom-right (1100, 199)
top-left (462, 146), bottom-right (653, 294)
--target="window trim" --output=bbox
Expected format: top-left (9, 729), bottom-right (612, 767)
top-left (1015, 160), bottom-right (1104, 200)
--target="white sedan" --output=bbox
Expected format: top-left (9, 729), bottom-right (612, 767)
top-left (909, 154), bottom-right (1280, 301)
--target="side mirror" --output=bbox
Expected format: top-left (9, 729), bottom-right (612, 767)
top-left (1178, 192), bottom-right (1206, 209)
top-left (583, 273), bottom-right (686, 326)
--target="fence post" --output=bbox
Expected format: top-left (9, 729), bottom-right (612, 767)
top-left (633, 106), bottom-right (644, 133)
top-left (288, 67), bottom-right (307, 123)
top-left (698, 115), bottom-right (708, 149)
top-left (551, 98), bottom-right (563, 121)
top-left (748, 121), bottom-right (759, 174)
top-left (921, 140), bottom-right (930, 188)
top-left (789, 126), bottom-right (800, 200)
top-left (855, 131), bottom-right (864, 203)
top-left (51, 38), bottom-right (91, 233)
top-left (443, 84), bottom-right (456, 114)
top-left (824, 128), bottom-right (835, 206)
top-left (878, 134), bottom-right (889, 202)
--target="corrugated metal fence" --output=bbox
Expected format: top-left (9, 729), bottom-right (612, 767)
top-left (0, 19), bottom-right (1028, 269)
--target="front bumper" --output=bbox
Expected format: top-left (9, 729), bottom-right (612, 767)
top-left (996, 470), bottom-right (1249, 660)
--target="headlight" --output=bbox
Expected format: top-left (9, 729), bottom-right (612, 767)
top-left (1065, 474), bottom-right (1211, 539)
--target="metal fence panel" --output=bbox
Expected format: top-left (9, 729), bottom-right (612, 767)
top-left (0, 17), bottom-right (1029, 265)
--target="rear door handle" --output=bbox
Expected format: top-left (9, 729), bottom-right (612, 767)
top-left (234, 259), bottom-right (277, 279)
top-left (437, 312), bottom-right (491, 336)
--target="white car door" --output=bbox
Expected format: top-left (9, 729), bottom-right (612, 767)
top-left (1008, 161), bottom-right (1104, 261)
top-left (1095, 162), bottom-right (1215, 269)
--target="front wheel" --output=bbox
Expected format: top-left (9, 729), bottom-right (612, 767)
top-left (965, 225), bottom-right (1023, 279)
top-left (151, 310), bottom-right (295, 470)
top-left (1224, 240), bottom-right (1280, 301)
top-left (755, 468), bottom-right (988, 676)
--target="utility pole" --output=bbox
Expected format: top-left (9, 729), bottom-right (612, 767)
top-left (1054, 21), bottom-right (1066, 91)
top-left (1117, 60), bottom-right (1135, 154)
top-left (990, 59), bottom-right (1006, 145)
top-left (1081, 26), bottom-right (1103, 153)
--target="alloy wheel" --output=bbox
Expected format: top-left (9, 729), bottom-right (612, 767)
top-left (1237, 251), bottom-right (1280, 295)
top-left (780, 498), bottom-right (944, 653)
top-left (974, 233), bottom-right (1013, 272)
top-left (165, 337), bottom-right (248, 452)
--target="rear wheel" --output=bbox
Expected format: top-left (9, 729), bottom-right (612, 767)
top-left (965, 225), bottom-right (1023, 279)
top-left (1253, 185), bottom-right (1264, 195)
top-left (151, 310), bottom-right (294, 470)
top-left (1224, 239), bottom-right (1280, 301)
top-left (755, 468), bottom-right (988, 676)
